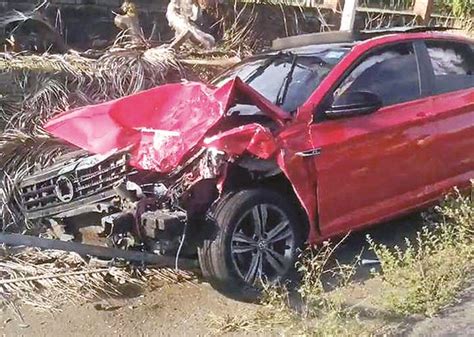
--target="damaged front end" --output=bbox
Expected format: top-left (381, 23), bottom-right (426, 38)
top-left (12, 74), bottom-right (318, 300)
top-left (20, 147), bottom-right (227, 256)
top-left (14, 76), bottom-right (318, 297)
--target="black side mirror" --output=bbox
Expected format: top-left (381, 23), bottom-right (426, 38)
top-left (325, 91), bottom-right (382, 119)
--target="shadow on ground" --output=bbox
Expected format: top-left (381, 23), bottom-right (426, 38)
top-left (331, 212), bottom-right (426, 282)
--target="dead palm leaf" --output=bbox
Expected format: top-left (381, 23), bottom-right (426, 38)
top-left (0, 247), bottom-right (195, 313)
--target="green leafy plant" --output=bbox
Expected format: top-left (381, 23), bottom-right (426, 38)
top-left (451, 0), bottom-right (472, 18)
top-left (369, 186), bottom-right (474, 317)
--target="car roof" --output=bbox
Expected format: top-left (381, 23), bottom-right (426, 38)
top-left (272, 26), bottom-right (473, 52)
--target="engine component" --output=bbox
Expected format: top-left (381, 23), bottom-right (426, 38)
top-left (113, 181), bottom-right (143, 202)
top-left (141, 209), bottom-right (186, 254)
top-left (100, 212), bottom-right (138, 250)
top-left (153, 183), bottom-right (168, 198)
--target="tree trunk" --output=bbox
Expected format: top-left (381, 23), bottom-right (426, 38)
top-left (114, 1), bottom-right (144, 43)
top-left (166, 0), bottom-right (216, 50)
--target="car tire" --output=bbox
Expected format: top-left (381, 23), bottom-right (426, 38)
top-left (198, 188), bottom-right (306, 302)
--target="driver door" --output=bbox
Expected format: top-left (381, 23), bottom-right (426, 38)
top-left (309, 41), bottom-right (439, 237)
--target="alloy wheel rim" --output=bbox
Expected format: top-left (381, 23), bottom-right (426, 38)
top-left (230, 203), bottom-right (295, 285)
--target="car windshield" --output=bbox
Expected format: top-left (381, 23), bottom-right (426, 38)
top-left (213, 47), bottom-right (349, 113)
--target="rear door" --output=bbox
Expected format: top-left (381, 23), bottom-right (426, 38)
top-left (309, 41), bottom-right (440, 237)
top-left (423, 39), bottom-right (474, 190)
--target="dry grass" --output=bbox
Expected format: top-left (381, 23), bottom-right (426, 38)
top-left (0, 45), bottom-right (181, 127)
top-left (208, 242), bottom-right (378, 336)
top-left (0, 247), bottom-right (195, 316)
top-left (218, 3), bottom-right (258, 57)
top-left (0, 248), bottom-right (137, 311)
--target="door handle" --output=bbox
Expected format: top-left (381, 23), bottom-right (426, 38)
top-left (295, 148), bottom-right (322, 157)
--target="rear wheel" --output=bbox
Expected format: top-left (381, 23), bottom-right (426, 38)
top-left (198, 188), bottom-right (305, 301)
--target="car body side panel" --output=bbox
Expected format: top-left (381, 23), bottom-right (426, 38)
top-left (290, 32), bottom-right (474, 243)
top-left (309, 97), bottom-right (445, 237)
top-left (276, 123), bottom-right (319, 242)
top-left (429, 89), bottom-right (474, 191)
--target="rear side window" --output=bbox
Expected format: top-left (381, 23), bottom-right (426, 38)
top-left (332, 43), bottom-right (421, 107)
top-left (426, 40), bottom-right (474, 94)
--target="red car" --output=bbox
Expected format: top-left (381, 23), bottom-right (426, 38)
top-left (19, 27), bottom-right (474, 299)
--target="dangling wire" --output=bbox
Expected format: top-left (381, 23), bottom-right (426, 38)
top-left (175, 214), bottom-right (188, 270)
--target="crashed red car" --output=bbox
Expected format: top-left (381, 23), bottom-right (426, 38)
top-left (19, 27), bottom-right (474, 299)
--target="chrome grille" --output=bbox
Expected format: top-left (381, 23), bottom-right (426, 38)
top-left (20, 153), bottom-right (129, 216)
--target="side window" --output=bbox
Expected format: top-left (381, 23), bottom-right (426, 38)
top-left (332, 43), bottom-right (421, 107)
top-left (426, 40), bottom-right (474, 94)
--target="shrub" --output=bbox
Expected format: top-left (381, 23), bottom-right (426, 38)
top-left (369, 187), bottom-right (473, 317)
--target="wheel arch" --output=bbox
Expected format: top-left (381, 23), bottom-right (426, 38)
top-left (220, 157), bottom-right (310, 239)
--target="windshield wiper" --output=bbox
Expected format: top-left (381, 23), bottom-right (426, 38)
top-left (244, 52), bottom-right (293, 84)
top-left (275, 53), bottom-right (297, 107)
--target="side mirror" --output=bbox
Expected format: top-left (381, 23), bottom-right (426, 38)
top-left (325, 91), bottom-right (382, 119)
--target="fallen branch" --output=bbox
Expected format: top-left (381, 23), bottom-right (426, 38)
top-left (0, 268), bottom-right (110, 285)
top-left (166, 0), bottom-right (215, 49)
top-left (180, 56), bottom-right (241, 67)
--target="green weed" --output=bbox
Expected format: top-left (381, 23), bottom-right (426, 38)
top-left (369, 187), bottom-right (473, 317)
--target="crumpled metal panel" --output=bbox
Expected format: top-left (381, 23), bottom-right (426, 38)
top-left (204, 123), bottom-right (277, 159)
top-left (45, 78), bottom-right (289, 172)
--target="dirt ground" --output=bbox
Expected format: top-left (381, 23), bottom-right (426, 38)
top-left (0, 282), bottom-right (257, 336)
top-left (1, 280), bottom-right (473, 336)
top-left (1, 215), bottom-right (473, 337)
top-left (408, 284), bottom-right (474, 337)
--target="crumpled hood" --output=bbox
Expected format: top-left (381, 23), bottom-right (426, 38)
top-left (45, 78), bottom-right (290, 172)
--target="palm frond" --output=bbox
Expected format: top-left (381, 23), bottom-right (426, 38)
top-left (0, 131), bottom-right (76, 231)
top-left (96, 46), bottom-right (181, 99)
top-left (0, 247), bottom-right (195, 312)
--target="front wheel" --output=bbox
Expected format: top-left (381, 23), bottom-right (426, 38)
top-left (198, 188), bottom-right (306, 301)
